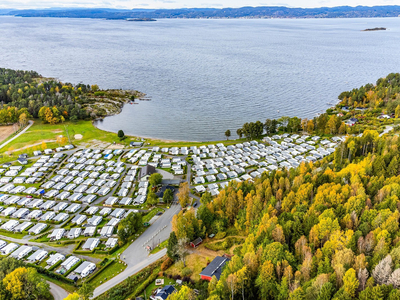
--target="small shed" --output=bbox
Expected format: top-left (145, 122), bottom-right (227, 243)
top-left (190, 237), bottom-right (203, 248)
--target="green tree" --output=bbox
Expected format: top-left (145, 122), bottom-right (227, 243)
top-left (225, 130), bottom-right (231, 140)
top-left (149, 173), bottom-right (163, 187)
top-left (117, 212), bottom-right (142, 243)
top-left (167, 231), bottom-right (179, 261)
top-left (78, 282), bottom-right (94, 300)
top-left (147, 191), bottom-right (159, 207)
top-left (163, 188), bottom-right (174, 205)
top-left (117, 130), bottom-right (125, 140)
top-left (236, 128), bottom-right (243, 139)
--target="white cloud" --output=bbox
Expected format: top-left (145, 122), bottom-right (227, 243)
top-left (0, 0), bottom-right (398, 9)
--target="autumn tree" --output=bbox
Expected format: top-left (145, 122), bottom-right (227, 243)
top-left (177, 182), bottom-right (190, 208)
top-left (3, 267), bottom-right (51, 300)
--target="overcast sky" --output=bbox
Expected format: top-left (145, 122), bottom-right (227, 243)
top-left (0, 0), bottom-right (398, 10)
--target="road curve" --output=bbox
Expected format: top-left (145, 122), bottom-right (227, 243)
top-left (48, 281), bottom-right (69, 300)
top-left (0, 120), bottom-right (34, 150)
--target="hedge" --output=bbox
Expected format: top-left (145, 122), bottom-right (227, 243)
top-left (73, 240), bottom-right (84, 251)
top-left (86, 259), bottom-right (115, 284)
top-left (64, 260), bottom-right (82, 277)
top-left (61, 216), bottom-right (74, 228)
top-left (48, 259), bottom-right (63, 272)
top-left (28, 263), bottom-right (75, 285)
top-left (95, 244), bottom-right (119, 255)
top-left (130, 267), bottom-right (160, 298)
top-left (94, 259), bottom-right (162, 300)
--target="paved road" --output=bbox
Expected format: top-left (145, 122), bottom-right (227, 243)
top-left (93, 203), bottom-right (181, 298)
top-left (0, 120), bottom-right (34, 150)
top-left (48, 281), bottom-right (69, 300)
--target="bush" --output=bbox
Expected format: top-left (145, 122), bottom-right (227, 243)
top-left (172, 274), bottom-right (181, 280)
top-left (182, 267), bottom-right (192, 277)
top-left (161, 257), bottom-right (173, 271)
top-left (214, 232), bottom-right (227, 239)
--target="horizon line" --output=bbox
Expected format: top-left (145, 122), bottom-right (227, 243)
top-left (2, 4), bottom-right (400, 11)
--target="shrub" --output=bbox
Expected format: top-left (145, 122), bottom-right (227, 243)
top-left (182, 267), bottom-right (193, 277)
top-left (161, 257), bottom-right (173, 271)
top-left (215, 232), bottom-right (226, 239)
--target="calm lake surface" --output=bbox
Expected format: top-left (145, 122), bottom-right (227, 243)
top-left (1, 17), bottom-right (400, 141)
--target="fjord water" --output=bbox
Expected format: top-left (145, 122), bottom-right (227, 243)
top-left (0, 17), bottom-right (399, 141)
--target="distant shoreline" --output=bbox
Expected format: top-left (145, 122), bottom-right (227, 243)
top-left (3, 5), bottom-right (400, 20)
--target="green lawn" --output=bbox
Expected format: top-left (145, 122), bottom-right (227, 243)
top-left (89, 260), bottom-right (127, 287)
top-left (0, 230), bottom-right (29, 239)
top-left (0, 119), bottom-right (257, 158)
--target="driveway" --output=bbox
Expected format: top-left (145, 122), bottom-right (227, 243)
top-left (48, 281), bottom-right (69, 300)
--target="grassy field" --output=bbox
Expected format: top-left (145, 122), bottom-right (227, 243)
top-left (166, 252), bottom-right (216, 281)
top-left (89, 260), bottom-right (127, 287)
top-left (0, 119), bottom-right (252, 157)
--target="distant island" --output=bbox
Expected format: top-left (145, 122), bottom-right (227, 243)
top-left (363, 27), bottom-right (387, 31)
top-left (127, 18), bottom-right (156, 22)
top-left (2, 5), bottom-right (400, 20)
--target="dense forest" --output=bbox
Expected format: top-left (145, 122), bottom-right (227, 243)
top-left (0, 68), bottom-right (140, 125)
top-left (339, 73), bottom-right (400, 113)
top-left (167, 129), bottom-right (400, 299)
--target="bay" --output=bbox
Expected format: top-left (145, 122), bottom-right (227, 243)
top-left (0, 16), bottom-right (399, 141)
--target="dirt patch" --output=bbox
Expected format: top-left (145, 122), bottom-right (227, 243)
top-left (107, 144), bottom-right (125, 149)
top-left (74, 134), bottom-right (83, 140)
top-left (52, 130), bottom-right (63, 133)
top-left (79, 139), bottom-right (111, 149)
top-left (0, 125), bottom-right (16, 143)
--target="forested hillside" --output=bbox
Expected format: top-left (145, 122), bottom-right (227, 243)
top-left (0, 68), bottom-right (140, 125)
top-left (5, 6), bottom-right (400, 19)
top-left (339, 73), bottom-right (400, 113)
top-left (170, 130), bottom-right (400, 299)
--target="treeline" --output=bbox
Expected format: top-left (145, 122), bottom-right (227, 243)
top-left (169, 130), bottom-right (400, 300)
top-left (339, 73), bottom-right (400, 113)
top-left (0, 106), bottom-right (31, 125)
top-left (0, 68), bottom-right (104, 124)
top-left (236, 114), bottom-right (346, 140)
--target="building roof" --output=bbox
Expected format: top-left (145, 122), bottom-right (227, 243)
top-left (190, 237), bottom-right (203, 246)
top-left (155, 285), bottom-right (176, 300)
top-left (200, 256), bottom-right (230, 280)
top-left (139, 164), bottom-right (156, 179)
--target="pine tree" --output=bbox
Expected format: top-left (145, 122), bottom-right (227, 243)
top-left (167, 231), bottom-right (179, 261)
